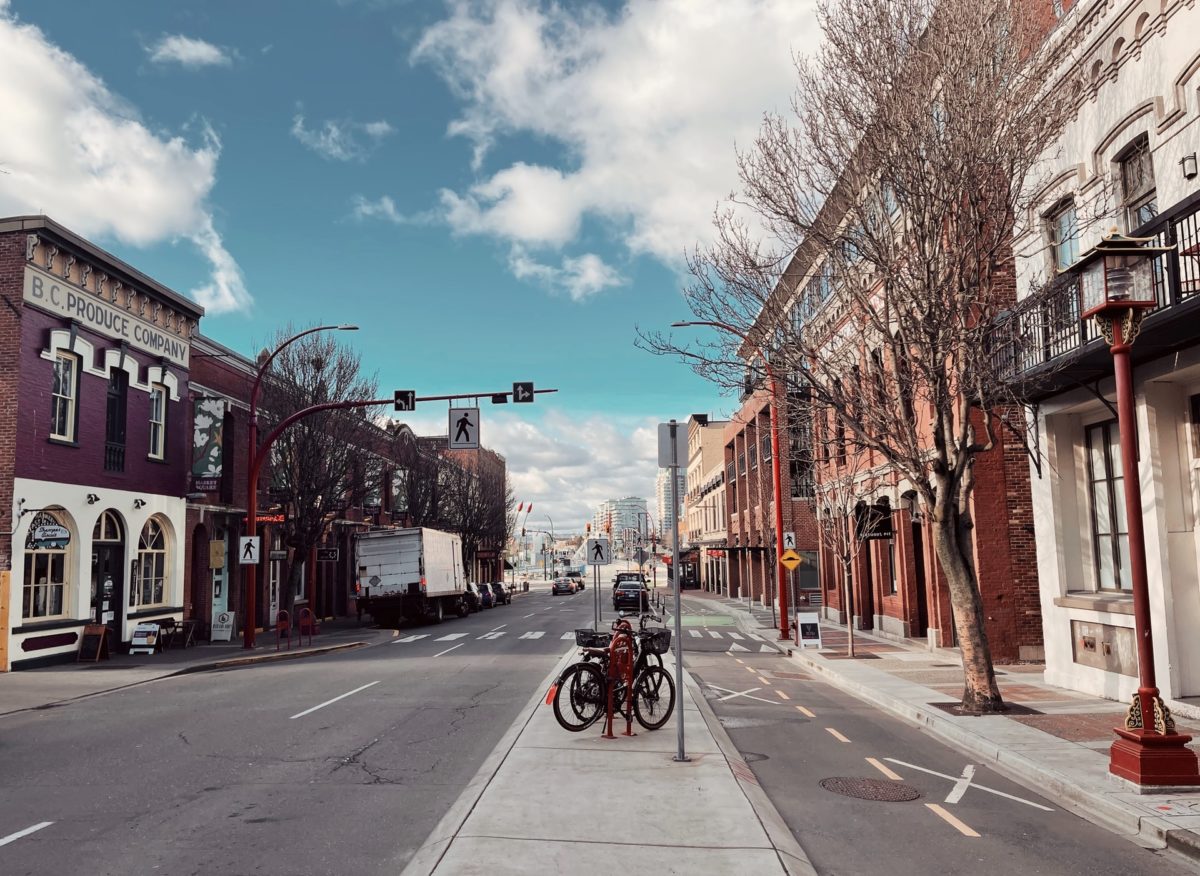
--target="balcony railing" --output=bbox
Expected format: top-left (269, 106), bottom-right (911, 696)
top-left (997, 197), bottom-right (1200, 384)
top-left (104, 441), bottom-right (125, 472)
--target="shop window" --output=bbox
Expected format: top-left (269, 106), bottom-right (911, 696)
top-left (1086, 422), bottom-right (1131, 591)
top-left (133, 517), bottom-right (168, 607)
top-left (50, 351), bottom-right (78, 441)
top-left (23, 510), bottom-right (69, 619)
top-left (148, 383), bottom-right (166, 460)
top-left (1048, 201), bottom-right (1080, 272)
top-left (1120, 135), bottom-right (1157, 231)
top-left (105, 369), bottom-right (128, 472)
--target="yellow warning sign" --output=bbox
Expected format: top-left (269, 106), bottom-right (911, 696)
top-left (780, 549), bottom-right (802, 571)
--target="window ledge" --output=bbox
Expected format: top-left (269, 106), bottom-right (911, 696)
top-left (1054, 593), bottom-right (1135, 615)
top-left (47, 437), bottom-right (79, 448)
top-left (13, 617), bottom-right (92, 634)
top-left (128, 606), bottom-right (184, 620)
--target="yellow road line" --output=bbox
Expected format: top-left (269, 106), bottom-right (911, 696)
top-left (735, 658), bottom-right (745, 665)
top-left (775, 689), bottom-right (790, 701)
top-left (746, 666), bottom-right (757, 675)
top-left (866, 757), bottom-right (903, 781)
top-left (925, 804), bottom-right (980, 837)
top-left (796, 706), bottom-right (815, 717)
top-left (825, 727), bottom-right (851, 743)
top-left (757, 676), bottom-right (772, 685)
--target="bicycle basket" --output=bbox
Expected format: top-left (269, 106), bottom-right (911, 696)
top-left (575, 629), bottom-right (612, 648)
top-left (644, 628), bottom-right (672, 655)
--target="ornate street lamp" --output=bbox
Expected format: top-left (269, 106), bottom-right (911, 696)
top-left (1071, 232), bottom-right (1199, 786)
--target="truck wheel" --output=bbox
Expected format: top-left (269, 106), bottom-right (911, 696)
top-left (431, 600), bottom-right (444, 624)
top-left (456, 598), bottom-right (468, 618)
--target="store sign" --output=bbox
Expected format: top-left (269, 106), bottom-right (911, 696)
top-left (192, 398), bottom-right (225, 479)
top-left (24, 266), bottom-right (190, 366)
top-left (130, 622), bottom-right (161, 655)
top-left (30, 524), bottom-right (71, 549)
top-left (212, 611), bottom-right (235, 642)
top-left (797, 611), bottom-right (822, 649)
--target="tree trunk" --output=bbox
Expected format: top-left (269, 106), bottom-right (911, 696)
top-left (281, 559), bottom-right (304, 620)
top-left (929, 515), bottom-right (1003, 713)
top-left (841, 557), bottom-right (855, 658)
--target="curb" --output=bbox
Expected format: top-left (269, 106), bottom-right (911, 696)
top-left (399, 646), bottom-right (579, 876)
top-left (685, 671), bottom-right (819, 876)
top-left (172, 639), bottom-right (372, 674)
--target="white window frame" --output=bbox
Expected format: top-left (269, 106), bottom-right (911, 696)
top-left (1048, 201), bottom-right (1080, 273)
top-left (23, 511), bottom-right (69, 620)
top-left (133, 518), bottom-right (169, 608)
top-left (148, 382), bottom-right (166, 460)
top-left (51, 351), bottom-right (78, 441)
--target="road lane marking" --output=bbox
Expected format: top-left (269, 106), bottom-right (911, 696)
top-left (561, 631), bottom-right (575, 640)
top-left (884, 759), bottom-right (1053, 811)
top-left (290, 681), bottom-right (380, 720)
top-left (477, 631), bottom-right (506, 640)
top-left (727, 632), bottom-right (744, 640)
top-left (719, 687), bottom-right (761, 701)
top-left (434, 633), bottom-right (468, 642)
top-left (394, 634), bottom-right (429, 644)
top-left (689, 629), bottom-right (701, 638)
top-left (746, 666), bottom-right (757, 675)
top-left (707, 630), bottom-right (722, 638)
top-left (727, 643), bottom-right (750, 652)
top-left (825, 727), bottom-right (851, 743)
top-left (489, 624), bottom-right (507, 631)
top-left (796, 706), bottom-right (815, 717)
top-left (433, 643), bottom-right (464, 657)
top-left (866, 758), bottom-right (903, 781)
top-left (706, 684), bottom-right (779, 705)
top-left (519, 631), bottom-right (545, 639)
top-left (775, 690), bottom-right (790, 700)
top-left (925, 804), bottom-right (980, 837)
top-left (735, 658), bottom-right (745, 665)
top-left (757, 676), bottom-right (772, 685)
top-left (524, 613), bottom-right (536, 618)
top-left (946, 764), bottom-right (976, 805)
top-left (0, 822), bottom-right (53, 848)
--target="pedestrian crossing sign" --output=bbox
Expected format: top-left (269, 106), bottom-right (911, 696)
top-left (779, 549), bottom-right (801, 571)
top-left (586, 538), bottom-right (611, 565)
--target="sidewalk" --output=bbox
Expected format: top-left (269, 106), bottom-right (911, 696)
top-left (685, 590), bottom-right (1200, 861)
top-left (0, 615), bottom-right (389, 717)
top-left (402, 648), bottom-right (816, 876)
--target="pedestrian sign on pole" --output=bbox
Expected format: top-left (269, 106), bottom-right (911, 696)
top-left (239, 537), bottom-right (261, 565)
top-left (779, 549), bottom-right (801, 571)
top-left (586, 538), bottom-right (612, 565)
top-left (783, 531), bottom-right (796, 550)
top-left (449, 407), bottom-right (480, 449)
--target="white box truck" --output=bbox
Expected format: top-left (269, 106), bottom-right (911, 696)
top-left (355, 527), bottom-right (468, 626)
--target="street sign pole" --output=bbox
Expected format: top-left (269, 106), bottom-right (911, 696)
top-left (665, 419), bottom-right (688, 763)
top-left (594, 564), bottom-right (600, 631)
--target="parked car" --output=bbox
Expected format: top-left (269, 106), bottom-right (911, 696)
top-left (479, 585), bottom-right (495, 608)
top-left (489, 582), bottom-right (510, 605)
top-left (613, 580), bottom-right (649, 611)
top-left (551, 578), bottom-right (576, 595)
top-left (462, 583), bottom-right (482, 613)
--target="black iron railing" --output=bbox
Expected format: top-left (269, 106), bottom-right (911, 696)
top-left (104, 441), bottom-right (125, 472)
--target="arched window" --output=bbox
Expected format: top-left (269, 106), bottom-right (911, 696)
top-left (23, 510), bottom-right (70, 619)
top-left (93, 510), bottom-right (124, 543)
top-left (133, 518), bottom-right (169, 607)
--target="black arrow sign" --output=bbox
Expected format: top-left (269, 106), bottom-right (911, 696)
top-left (394, 390), bottom-right (416, 411)
top-left (513, 381), bottom-right (534, 403)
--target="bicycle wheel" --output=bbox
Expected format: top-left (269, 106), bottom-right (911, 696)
top-left (553, 663), bottom-right (606, 732)
top-left (632, 666), bottom-right (676, 731)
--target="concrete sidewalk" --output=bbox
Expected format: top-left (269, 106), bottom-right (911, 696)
top-left (0, 616), bottom-right (389, 716)
top-left (402, 648), bottom-right (816, 876)
top-left (686, 590), bottom-right (1200, 861)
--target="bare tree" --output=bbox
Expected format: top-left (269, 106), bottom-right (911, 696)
top-left (389, 426), bottom-right (445, 527)
top-left (259, 328), bottom-right (378, 616)
top-left (643, 0), bottom-right (1073, 712)
top-left (441, 451), bottom-right (509, 580)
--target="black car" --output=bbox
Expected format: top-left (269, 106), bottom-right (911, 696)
top-left (488, 582), bottom-right (510, 605)
top-left (613, 580), bottom-right (649, 611)
top-left (462, 583), bottom-right (482, 612)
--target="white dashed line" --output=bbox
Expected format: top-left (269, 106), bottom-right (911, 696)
top-left (0, 822), bottom-right (53, 848)
top-left (290, 681), bottom-right (380, 720)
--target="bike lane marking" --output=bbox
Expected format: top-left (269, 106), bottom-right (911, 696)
top-left (925, 804), bottom-right (980, 838)
top-left (825, 727), bottom-right (851, 743)
top-left (796, 706), bottom-right (816, 717)
top-left (946, 764), bottom-right (976, 805)
top-left (0, 822), bottom-right (53, 848)
top-left (290, 681), bottom-right (380, 720)
top-left (883, 758), bottom-right (1054, 811)
top-left (866, 757), bottom-right (903, 781)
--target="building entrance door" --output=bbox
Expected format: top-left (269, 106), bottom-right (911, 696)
top-left (210, 527), bottom-right (227, 621)
top-left (91, 510), bottom-right (125, 641)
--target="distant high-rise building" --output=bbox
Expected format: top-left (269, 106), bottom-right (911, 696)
top-left (591, 496), bottom-right (648, 551)
top-left (656, 468), bottom-right (686, 550)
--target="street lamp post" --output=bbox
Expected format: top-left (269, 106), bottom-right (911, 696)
top-left (244, 325), bottom-right (358, 649)
top-left (674, 320), bottom-right (790, 640)
top-left (1070, 233), bottom-right (1200, 786)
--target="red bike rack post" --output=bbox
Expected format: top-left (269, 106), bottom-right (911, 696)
top-left (602, 625), bottom-right (636, 739)
top-left (298, 608), bottom-right (315, 647)
top-left (275, 611), bottom-right (291, 651)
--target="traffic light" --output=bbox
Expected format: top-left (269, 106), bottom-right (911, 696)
top-left (586, 523), bottom-right (591, 534)
top-left (521, 528), bottom-right (526, 537)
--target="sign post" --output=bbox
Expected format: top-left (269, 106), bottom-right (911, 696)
top-left (587, 537), bottom-right (611, 631)
top-left (659, 419), bottom-right (689, 763)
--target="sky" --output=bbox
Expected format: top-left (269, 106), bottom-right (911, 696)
top-left (0, 0), bottom-right (820, 533)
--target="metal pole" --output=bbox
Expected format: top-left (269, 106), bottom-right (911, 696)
top-left (594, 563), bottom-right (600, 631)
top-left (669, 420), bottom-right (689, 763)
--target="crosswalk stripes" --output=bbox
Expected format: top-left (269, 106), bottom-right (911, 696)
top-left (435, 633), bottom-right (468, 642)
top-left (394, 634), bottom-right (429, 644)
top-left (727, 643), bottom-right (750, 652)
top-left (519, 631), bottom-right (545, 640)
top-left (707, 630), bottom-right (722, 639)
top-left (561, 631), bottom-right (575, 640)
top-left (727, 632), bottom-right (744, 640)
top-left (689, 629), bottom-right (701, 638)
top-left (477, 631), bottom-right (505, 640)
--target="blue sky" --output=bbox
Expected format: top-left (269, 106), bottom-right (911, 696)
top-left (0, 0), bottom-right (819, 532)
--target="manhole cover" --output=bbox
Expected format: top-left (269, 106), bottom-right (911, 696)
top-left (819, 777), bottom-right (921, 802)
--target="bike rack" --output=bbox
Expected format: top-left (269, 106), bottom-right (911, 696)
top-left (275, 610), bottom-right (291, 651)
top-left (297, 607), bottom-right (317, 646)
top-left (601, 626), bottom-right (636, 739)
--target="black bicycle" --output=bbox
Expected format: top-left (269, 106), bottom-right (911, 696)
top-left (552, 618), bottom-right (675, 732)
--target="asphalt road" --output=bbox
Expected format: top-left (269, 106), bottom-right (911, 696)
top-left (0, 587), bottom-right (598, 876)
top-left (686, 643), bottom-right (1199, 875)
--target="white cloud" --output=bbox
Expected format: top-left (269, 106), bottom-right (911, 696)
top-left (148, 34), bottom-right (233, 68)
top-left (291, 113), bottom-right (394, 162)
top-left (413, 0), bottom-right (819, 265)
top-left (352, 194), bottom-right (404, 223)
top-left (508, 246), bottom-right (623, 301)
top-left (396, 409), bottom-right (661, 533)
top-left (0, 6), bottom-right (250, 313)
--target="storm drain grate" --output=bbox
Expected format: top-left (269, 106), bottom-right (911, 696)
top-left (819, 777), bottom-right (921, 802)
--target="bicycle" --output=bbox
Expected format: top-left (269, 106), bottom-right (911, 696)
top-left (552, 616), bottom-right (676, 732)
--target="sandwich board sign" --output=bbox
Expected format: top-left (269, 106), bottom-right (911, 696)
top-left (586, 538), bottom-right (612, 565)
top-left (797, 611), bottom-right (822, 649)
